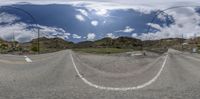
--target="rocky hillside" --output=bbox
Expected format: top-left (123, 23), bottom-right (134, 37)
top-left (0, 36), bottom-right (199, 54)
top-left (75, 37), bottom-right (143, 50)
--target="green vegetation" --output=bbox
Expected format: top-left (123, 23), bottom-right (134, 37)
top-left (73, 48), bottom-right (134, 54)
top-left (0, 36), bottom-right (199, 54)
top-left (197, 44), bottom-right (200, 53)
top-left (0, 39), bottom-right (24, 54)
top-left (74, 37), bottom-right (142, 50)
top-left (31, 46), bottom-right (39, 52)
top-left (30, 37), bottom-right (74, 53)
top-left (72, 37), bottom-right (142, 54)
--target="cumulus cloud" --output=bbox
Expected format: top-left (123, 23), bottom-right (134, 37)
top-left (106, 33), bottom-right (117, 39)
top-left (75, 14), bottom-right (85, 21)
top-left (0, 12), bottom-right (71, 42)
top-left (157, 13), bottom-right (168, 21)
top-left (131, 33), bottom-right (138, 38)
top-left (0, 23), bottom-right (71, 42)
top-left (147, 23), bottom-right (163, 30)
top-left (138, 7), bottom-right (200, 40)
top-left (76, 9), bottom-right (88, 16)
top-left (87, 33), bottom-right (95, 41)
top-left (0, 23), bottom-right (34, 42)
top-left (0, 12), bottom-right (20, 24)
top-left (95, 9), bottom-right (108, 16)
top-left (1, 0), bottom-right (200, 15)
top-left (116, 26), bottom-right (135, 33)
top-left (1, 0), bottom-right (200, 42)
top-left (38, 25), bottom-right (71, 40)
top-left (91, 20), bottom-right (99, 26)
top-left (72, 2), bottom-right (153, 15)
top-left (72, 34), bottom-right (81, 39)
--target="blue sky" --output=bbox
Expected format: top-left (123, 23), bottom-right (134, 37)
top-left (0, 1), bottom-right (200, 42)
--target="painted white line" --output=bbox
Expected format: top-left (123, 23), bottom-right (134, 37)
top-left (24, 56), bottom-right (32, 63)
top-left (70, 52), bottom-right (168, 91)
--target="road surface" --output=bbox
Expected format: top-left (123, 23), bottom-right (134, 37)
top-left (0, 49), bottom-right (200, 99)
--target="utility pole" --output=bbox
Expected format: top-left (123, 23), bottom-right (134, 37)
top-left (194, 33), bottom-right (197, 45)
top-left (179, 33), bottom-right (184, 51)
top-left (56, 35), bottom-right (58, 49)
top-left (181, 33), bottom-right (184, 51)
top-left (37, 28), bottom-right (40, 54)
top-left (194, 33), bottom-right (197, 53)
top-left (12, 32), bottom-right (16, 51)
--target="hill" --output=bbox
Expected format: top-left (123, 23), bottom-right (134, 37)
top-left (0, 38), bottom-right (23, 54)
top-left (29, 37), bottom-right (74, 53)
top-left (75, 37), bottom-right (143, 50)
top-left (73, 37), bottom-right (143, 54)
top-left (0, 36), bottom-right (199, 54)
top-left (73, 41), bottom-right (95, 48)
top-left (143, 38), bottom-right (185, 48)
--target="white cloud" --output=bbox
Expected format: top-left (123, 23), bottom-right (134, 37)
top-left (116, 26), bottom-right (135, 33)
top-left (0, 0), bottom-right (200, 15)
top-left (0, 12), bottom-right (20, 24)
top-left (132, 33), bottom-right (138, 38)
top-left (91, 20), bottom-right (99, 26)
top-left (0, 0), bottom-right (199, 5)
top-left (106, 33), bottom-right (117, 39)
top-left (1, 1), bottom-right (200, 41)
top-left (138, 7), bottom-right (200, 40)
top-left (38, 25), bottom-right (71, 40)
top-left (0, 23), bottom-right (34, 42)
top-left (75, 14), bottom-right (85, 21)
top-left (157, 13), bottom-right (168, 21)
top-left (87, 33), bottom-right (96, 41)
top-left (0, 23), bottom-right (71, 42)
top-left (0, 12), bottom-right (71, 42)
top-left (76, 9), bottom-right (88, 16)
top-left (72, 34), bottom-right (81, 39)
top-left (95, 9), bottom-right (108, 16)
top-left (0, 0), bottom-right (199, 16)
top-left (147, 23), bottom-right (163, 30)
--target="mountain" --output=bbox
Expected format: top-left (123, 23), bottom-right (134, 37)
top-left (0, 38), bottom-right (23, 54)
top-left (143, 38), bottom-right (186, 48)
top-left (74, 37), bottom-right (143, 50)
top-left (29, 37), bottom-right (74, 53)
top-left (73, 41), bottom-right (95, 48)
top-left (0, 36), bottom-right (199, 54)
top-left (112, 37), bottom-right (142, 49)
top-left (94, 37), bottom-right (142, 49)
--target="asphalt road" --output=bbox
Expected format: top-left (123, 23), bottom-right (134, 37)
top-left (0, 49), bottom-right (200, 99)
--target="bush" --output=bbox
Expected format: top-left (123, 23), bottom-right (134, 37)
top-left (31, 46), bottom-right (38, 52)
top-left (0, 43), bottom-right (8, 50)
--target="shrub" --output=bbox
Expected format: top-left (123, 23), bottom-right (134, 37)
top-left (31, 46), bottom-right (38, 52)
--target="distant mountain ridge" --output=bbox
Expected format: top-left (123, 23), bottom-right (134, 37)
top-left (0, 36), bottom-right (199, 54)
top-left (91, 37), bottom-right (142, 49)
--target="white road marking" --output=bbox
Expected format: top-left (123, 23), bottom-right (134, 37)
top-left (24, 56), bottom-right (32, 63)
top-left (70, 52), bottom-right (168, 91)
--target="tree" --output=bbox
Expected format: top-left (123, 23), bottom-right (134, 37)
top-left (31, 46), bottom-right (38, 52)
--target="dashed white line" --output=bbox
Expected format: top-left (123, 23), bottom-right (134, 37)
top-left (70, 52), bottom-right (168, 91)
top-left (24, 56), bottom-right (32, 63)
